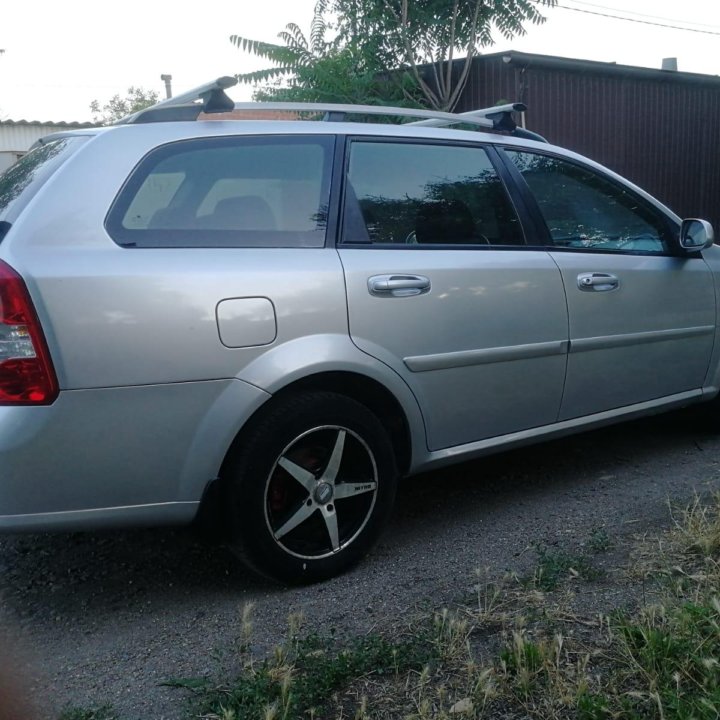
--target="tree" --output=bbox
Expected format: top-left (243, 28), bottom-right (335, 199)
top-left (90, 86), bottom-right (160, 125)
top-left (231, 0), bottom-right (556, 111)
top-left (334, 0), bottom-right (557, 110)
top-left (231, 0), bottom-right (422, 106)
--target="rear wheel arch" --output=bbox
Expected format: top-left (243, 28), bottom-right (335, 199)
top-left (224, 371), bottom-right (413, 477)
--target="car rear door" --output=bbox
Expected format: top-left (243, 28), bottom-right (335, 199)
top-left (503, 148), bottom-right (715, 420)
top-left (338, 137), bottom-right (569, 452)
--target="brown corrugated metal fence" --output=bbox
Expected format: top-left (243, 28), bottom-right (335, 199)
top-left (455, 53), bottom-right (720, 232)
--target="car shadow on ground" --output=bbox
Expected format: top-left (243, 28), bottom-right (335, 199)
top-left (0, 406), bottom-right (714, 623)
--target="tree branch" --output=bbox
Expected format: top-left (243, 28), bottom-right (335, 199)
top-left (446, 0), bottom-right (484, 110)
top-left (444, 0), bottom-right (460, 103)
top-left (430, 54), bottom-right (446, 101)
top-left (383, 0), bottom-right (442, 108)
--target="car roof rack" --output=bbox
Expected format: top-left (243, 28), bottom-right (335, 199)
top-left (121, 95), bottom-right (495, 130)
top-left (115, 76), bottom-right (546, 141)
top-left (407, 103), bottom-right (547, 142)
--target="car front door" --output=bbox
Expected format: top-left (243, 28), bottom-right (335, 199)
top-left (338, 138), bottom-right (569, 451)
top-left (504, 149), bottom-right (715, 420)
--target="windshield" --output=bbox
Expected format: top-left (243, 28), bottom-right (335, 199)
top-left (0, 136), bottom-right (88, 227)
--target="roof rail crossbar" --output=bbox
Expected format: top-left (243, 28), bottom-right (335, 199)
top-left (223, 102), bottom-right (494, 128)
top-left (116, 76), bottom-right (239, 125)
top-left (407, 102), bottom-right (547, 142)
top-left (407, 102), bottom-right (526, 128)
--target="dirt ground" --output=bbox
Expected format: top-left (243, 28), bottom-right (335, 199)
top-left (1, 407), bottom-right (719, 719)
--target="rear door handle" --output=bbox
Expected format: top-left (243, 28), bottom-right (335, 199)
top-left (368, 274), bottom-right (431, 297)
top-left (577, 272), bottom-right (619, 292)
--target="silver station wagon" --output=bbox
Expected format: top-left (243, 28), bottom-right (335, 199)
top-left (0, 77), bottom-right (716, 583)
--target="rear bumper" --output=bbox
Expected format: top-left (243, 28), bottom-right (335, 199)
top-left (0, 379), bottom-right (270, 531)
top-left (0, 502), bottom-right (199, 533)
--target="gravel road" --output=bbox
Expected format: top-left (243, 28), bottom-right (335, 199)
top-left (2, 407), bottom-right (720, 719)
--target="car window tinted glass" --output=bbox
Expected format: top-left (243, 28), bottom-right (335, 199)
top-left (343, 141), bottom-right (524, 246)
top-left (507, 150), bottom-right (672, 254)
top-left (107, 135), bottom-right (334, 248)
top-left (0, 138), bottom-right (86, 224)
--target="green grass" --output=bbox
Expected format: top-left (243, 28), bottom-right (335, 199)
top-left (586, 527), bottom-right (612, 554)
top-left (168, 620), bottom-right (442, 719)
top-left (58, 706), bottom-right (118, 720)
top-left (531, 546), bottom-right (604, 590)
top-left (521, 527), bottom-right (611, 592)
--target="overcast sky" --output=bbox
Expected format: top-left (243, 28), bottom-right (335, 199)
top-left (1, 0), bottom-right (719, 122)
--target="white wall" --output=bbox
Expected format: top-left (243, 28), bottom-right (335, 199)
top-left (0, 120), bottom-right (96, 170)
top-left (0, 151), bottom-right (23, 173)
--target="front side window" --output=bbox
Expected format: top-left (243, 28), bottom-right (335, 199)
top-left (507, 150), bottom-right (674, 254)
top-left (107, 135), bottom-right (334, 248)
top-left (342, 140), bottom-right (524, 246)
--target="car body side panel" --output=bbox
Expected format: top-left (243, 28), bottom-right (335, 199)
top-left (699, 245), bottom-right (720, 395)
top-left (0, 378), bottom-right (269, 521)
top-left (340, 248), bottom-right (569, 451)
top-left (551, 252), bottom-right (715, 419)
top-left (416, 387), bottom-right (705, 473)
top-left (8, 246), bottom-right (349, 390)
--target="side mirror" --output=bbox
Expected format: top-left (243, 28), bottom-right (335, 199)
top-left (679, 219), bottom-right (714, 252)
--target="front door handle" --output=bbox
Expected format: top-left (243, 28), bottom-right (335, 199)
top-left (577, 272), bottom-right (619, 292)
top-left (368, 274), bottom-right (431, 297)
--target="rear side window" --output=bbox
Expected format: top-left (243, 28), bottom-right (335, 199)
top-left (0, 137), bottom-right (86, 227)
top-left (107, 135), bottom-right (335, 248)
top-left (342, 140), bottom-right (524, 246)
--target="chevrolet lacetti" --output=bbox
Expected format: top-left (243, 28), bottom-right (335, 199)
top-left (0, 77), bottom-right (717, 583)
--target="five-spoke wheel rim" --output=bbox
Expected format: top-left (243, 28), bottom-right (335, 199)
top-left (264, 425), bottom-right (379, 560)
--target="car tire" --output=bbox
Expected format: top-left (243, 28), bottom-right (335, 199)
top-left (225, 391), bottom-right (398, 584)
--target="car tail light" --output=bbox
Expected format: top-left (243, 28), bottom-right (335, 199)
top-left (0, 260), bottom-right (58, 404)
